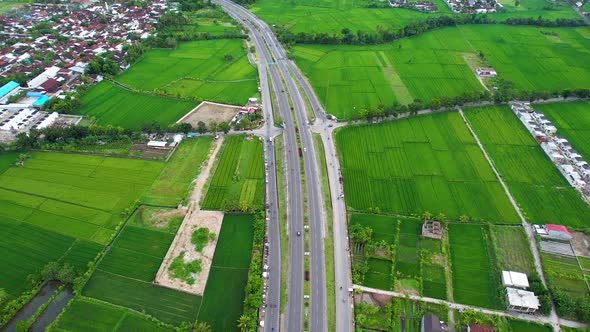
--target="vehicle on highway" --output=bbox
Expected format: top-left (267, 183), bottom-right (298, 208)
top-left (297, 231), bottom-right (301, 236)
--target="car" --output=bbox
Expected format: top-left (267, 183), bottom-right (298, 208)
top-left (297, 231), bottom-right (301, 236)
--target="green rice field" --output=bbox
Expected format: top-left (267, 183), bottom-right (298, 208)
top-left (117, 40), bottom-right (257, 105)
top-left (142, 137), bottom-right (213, 206)
top-left (0, 152), bottom-right (162, 242)
top-left (197, 214), bottom-right (254, 331)
top-left (202, 135), bottom-right (265, 211)
top-left (464, 105), bottom-right (590, 228)
top-left (536, 101), bottom-right (590, 161)
top-left (509, 320), bottom-right (553, 332)
top-left (251, 0), bottom-right (577, 35)
top-left (294, 25), bottom-right (590, 119)
top-left (56, 298), bottom-right (171, 332)
top-left (449, 223), bottom-right (501, 309)
top-left (0, 152), bottom-right (18, 174)
top-left (76, 81), bottom-right (196, 130)
top-left (336, 112), bottom-right (519, 223)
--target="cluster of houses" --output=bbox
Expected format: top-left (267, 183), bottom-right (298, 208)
top-left (388, 0), bottom-right (438, 13)
top-left (476, 67), bottom-right (497, 78)
top-left (502, 270), bottom-right (540, 313)
top-left (512, 103), bottom-right (590, 198)
top-left (442, 0), bottom-right (499, 13)
top-left (0, 0), bottom-right (168, 99)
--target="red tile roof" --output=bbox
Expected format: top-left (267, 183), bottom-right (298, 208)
top-left (469, 324), bottom-right (496, 332)
top-left (545, 224), bottom-right (572, 236)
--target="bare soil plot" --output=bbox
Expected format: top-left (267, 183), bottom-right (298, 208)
top-left (178, 101), bottom-right (240, 126)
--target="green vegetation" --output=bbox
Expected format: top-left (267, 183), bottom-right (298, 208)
top-left (0, 152), bottom-right (18, 174)
top-left (168, 252), bottom-right (202, 285)
top-left (128, 206), bottom-right (185, 234)
top-left (57, 298), bottom-right (172, 332)
top-left (492, 226), bottom-right (535, 274)
top-left (83, 270), bottom-right (201, 325)
top-left (0, 1), bottom-right (26, 14)
top-left (294, 25), bottom-right (590, 119)
top-left (464, 105), bottom-right (590, 228)
top-left (192, 227), bottom-right (216, 252)
top-left (449, 223), bottom-right (502, 309)
top-left (542, 253), bottom-right (589, 299)
top-left (117, 40), bottom-right (257, 105)
top-left (355, 297), bottom-right (448, 331)
top-left (197, 214), bottom-right (254, 331)
top-left (336, 112), bottom-right (519, 223)
top-left (202, 135), bottom-right (265, 211)
top-left (76, 81), bottom-right (196, 130)
top-left (142, 137), bottom-right (213, 206)
top-left (509, 319), bottom-right (552, 332)
top-left (536, 101), bottom-right (590, 160)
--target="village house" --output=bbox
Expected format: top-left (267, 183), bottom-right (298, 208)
top-left (505, 287), bottom-right (540, 313)
top-left (476, 67), bottom-right (497, 77)
top-left (544, 224), bottom-right (573, 241)
top-left (422, 220), bottom-right (443, 240)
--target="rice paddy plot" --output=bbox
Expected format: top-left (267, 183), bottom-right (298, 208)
top-left (0, 152), bottom-right (18, 174)
top-left (142, 137), bottom-right (213, 207)
top-left (364, 258), bottom-right (393, 290)
top-left (56, 298), bottom-right (172, 332)
top-left (536, 101), bottom-right (590, 162)
top-left (492, 226), bottom-right (535, 274)
top-left (509, 319), bottom-right (553, 332)
top-left (76, 81), bottom-right (196, 130)
top-left (464, 105), bottom-right (590, 228)
top-left (202, 135), bottom-right (264, 211)
top-left (449, 223), bottom-right (501, 309)
top-left (336, 111), bottom-right (519, 223)
top-left (116, 40), bottom-right (257, 105)
top-left (83, 270), bottom-right (202, 326)
top-left (197, 214), bottom-right (254, 331)
top-left (348, 213), bottom-right (398, 244)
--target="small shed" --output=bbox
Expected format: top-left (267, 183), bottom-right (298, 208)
top-left (422, 221), bottom-right (443, 240)
top-left (501, 271), bottom-right (529, 289)
top-left (147, 141), bottom-right (167, 149)
top-left (545, 224), bottom-right (573, 241)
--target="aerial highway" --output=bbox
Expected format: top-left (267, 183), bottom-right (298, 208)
top-left (215, 0), bottom-right (333, 330)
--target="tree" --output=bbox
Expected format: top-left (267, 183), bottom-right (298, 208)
top-left (196, 121), bottom-right (208, 134)
top-left (219, 122), bottom-right (230, 134)
top-left (237, 315), bottom-right (251, 331)
top-left (41, 261), bottom-right (61, 281)
top-left (209, 120), bottom-right (218, 133)
top-left (57, 264), bottom-right (76, 284)
top-left (0, 288), bottom-right (6, 303)
top-left (194, 322), bottom-right (211, 332)
top-left (15, 132), bottom-right (36, 151)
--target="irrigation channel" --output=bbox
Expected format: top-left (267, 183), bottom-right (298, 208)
top-left (2, 282), bottom-right (73, 332)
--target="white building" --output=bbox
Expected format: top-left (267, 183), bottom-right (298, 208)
top-left (502, 271), bottom-right (529, 289)
top-left (506, 287), bottom-right (540, 313)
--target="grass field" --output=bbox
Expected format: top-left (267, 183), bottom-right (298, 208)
top-left (251, 0), bottom-right (577, 35)
top-left (492, 226), bottom-right (535, 274)
top-left (142, 137), bottom-right (213, 206)
top-left (76, 81), bottom-right (196, 130)
top-left (202, 135), bottom-right (265, 211)
top-left (127, 205), bottom-right (184, 234)
top-left (83, 270), bottom-right (201, 325)
top-left (0, 152), bottom-right (162, 242)
top-left (117, 40), bottom-right (257, 105)
top-left (509, 320), bottom-right (553, 332)
top-left (535, 101), bottom-right (590, 161)
top-left (449, 223), bottom-right (501, 309)
top-left (294, 25), bottom-right (590, 119)
top-left (336, 112), bottom-right (519, 223)
top-left (0, 152), bottom-right (18, 174)
top-left (542, 253), bottom-right (589, 299)
top-left (56, 298), bottom-right (171, 332)
top-left (464, 105), bottom-right (590, 228)
top-left (197, 214), bottom-right (254, 331)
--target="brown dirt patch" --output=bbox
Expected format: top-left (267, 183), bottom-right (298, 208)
top-left (370, 293), bottom-right (393, 307)
top-left (430, 254), bottom-right (445, 266)
top-left (373, 248), bottom-right (391, 259)
top-left (394, 280), bottom-right (419, 296)
top-left (178, 101), bottom-right (240, 126)
top-left (571, 231), bottom-right (590, 257)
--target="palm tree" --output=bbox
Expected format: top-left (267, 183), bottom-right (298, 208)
top-left (193, 322), bottom-right (211, 332)
top-left (237, 315), bottom-right (250, 332)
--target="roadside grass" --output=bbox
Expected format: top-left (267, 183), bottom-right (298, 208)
top-left (76, 81), bottom-right (196, 131)
top-left (312, 133), bottom-right (336, 330)
top-left (201, 135), bottom-right (265, 211)
top-left (56, 298), bottom-right (172, 332)
top-left (336, 111), bottom-right (519, 223)
top-left (509, 319), bottom-right (553, 332)
top-left (449, 223), bottom-right (502, 309)
top-left (464, 105), bottom-right (590, 228)
top-left (142, 137), bottom-right (213, 207)
top-left (274, 135), bottom-right (288, 312)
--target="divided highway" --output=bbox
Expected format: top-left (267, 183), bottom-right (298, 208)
top-left (215, 0), bottom-right (331, 331)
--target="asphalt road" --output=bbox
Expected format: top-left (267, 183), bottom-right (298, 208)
top-left (215, 1), bottom-right (330, 330)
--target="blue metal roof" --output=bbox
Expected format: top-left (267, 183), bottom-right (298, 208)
top-left (0, 81), bottom-right (20, 98)
top-left (32, 95), bottom-right (49, 107)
